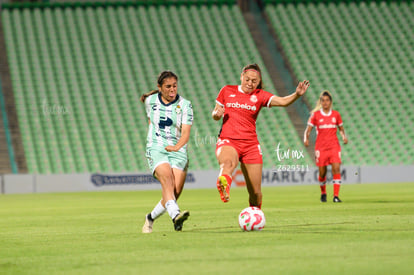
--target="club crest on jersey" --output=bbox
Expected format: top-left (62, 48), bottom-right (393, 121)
top-left (175, 105), bottom-right (181, 114)
top-left (250, 95), bottom-right (258, 103)
top-left (319, 119), bottom-right (323, 122)
top-left (332, 117), bottom-right (336, 123)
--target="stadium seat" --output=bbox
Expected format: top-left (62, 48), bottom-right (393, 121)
top-left (265, 1), bottom-right (413, 165)
top-left (2, 2), bottom-right (312, 173)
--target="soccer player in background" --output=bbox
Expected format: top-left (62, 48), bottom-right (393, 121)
top-left (211, 64), bottom-right (310, 208)
top-left (140, 71), bottom-right (193, 233)
top-left (304, 90), bottom-right (348, 202)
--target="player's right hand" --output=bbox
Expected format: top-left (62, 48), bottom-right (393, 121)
top-left (212, 106), bottom-right (225, 120)
top-left (304, 139), bottom-right (309, 147)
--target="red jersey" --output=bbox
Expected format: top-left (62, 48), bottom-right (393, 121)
top-left (216, 85), bottom-right (274, 141)
top-left (308, 109), bottom-right (343, 150)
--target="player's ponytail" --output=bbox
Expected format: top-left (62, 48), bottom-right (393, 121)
top-left (242, 63), bottom-right (264, 90)
top-left (140, 90), bottom-right (159, 103)
top-left (311, 90), bottom-right (333, 114)
top-left (140, 70), bottom-right (178, 103)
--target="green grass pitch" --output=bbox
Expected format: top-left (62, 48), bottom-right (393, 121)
top-left (1, 183), bottom-right (413, 274)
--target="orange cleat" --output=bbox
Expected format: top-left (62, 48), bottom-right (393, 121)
top-left (217, 175), bottom-right (231, 202)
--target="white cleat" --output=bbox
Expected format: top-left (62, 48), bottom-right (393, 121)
top-left (142, 214), bottom-right (154, 233)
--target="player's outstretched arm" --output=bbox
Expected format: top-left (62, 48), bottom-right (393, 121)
top-left (339, 125), bottom-right (348, 144)
top-left (212, 103), bottom-right (225, 120)
top-left (304, 125), bottom-right (313, 147)
top-left (165, 124), bottom-right (192, 152)
top-left (270, 80), bottom-right (310, 107)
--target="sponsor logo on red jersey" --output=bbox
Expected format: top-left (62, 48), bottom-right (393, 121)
top-left (226, 102), bottom-right (257, 111)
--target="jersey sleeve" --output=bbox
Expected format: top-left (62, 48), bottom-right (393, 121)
top-left (260, 90), bottom-right (275, 108)
top-left (308, 113), bottom-right (316, 126)
top-left (144, 96), bottom-right (151, 119)
top-left (336, 111), bottom-right (343, 126)
top-left (216, 86), bottom-right (226, 107)
top-left (182, 100), bottom-right (194, 125)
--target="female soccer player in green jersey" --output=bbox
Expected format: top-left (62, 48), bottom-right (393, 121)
top-left (141, 71), bottom-right (193, 233)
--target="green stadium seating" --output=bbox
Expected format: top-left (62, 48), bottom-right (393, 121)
top-left (265, 1), bottom-right (414, 165)
top-left (2, 2), bottom-right (311, 173)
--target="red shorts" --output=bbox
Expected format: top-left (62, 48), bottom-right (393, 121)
top-left (215, 138), bottom-right (263, 164)
top-left (315, 148), bottom-right (341, 167)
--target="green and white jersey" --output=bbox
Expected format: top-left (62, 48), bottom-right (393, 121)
top-left (145, 93), bottom-right (193, 152)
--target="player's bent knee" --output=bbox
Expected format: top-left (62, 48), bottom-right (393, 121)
top-left (222, 159), bottom-right (237, 170)
top-left (157, 173), bottom-right (175, 186)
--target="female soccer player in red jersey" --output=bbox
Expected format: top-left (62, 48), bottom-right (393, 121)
top-left (304, 91), bottom-right (348, 202)
top-left (211, 64), bottom-right (310, 208)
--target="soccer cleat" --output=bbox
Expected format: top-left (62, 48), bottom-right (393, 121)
top-left (333, 196), bottom-right (342, 203)
top-left (217, 175), bottom-right (230, 202)
top-left (173, 210), bottom-right (190, 231)
top-left (320, 194), bottom-right (327, 202)
top-left (142, 214), bottom-right (154, 233)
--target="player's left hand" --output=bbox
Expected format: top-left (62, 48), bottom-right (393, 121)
top-left (295, 80), bottom-right (310, 96)
top-left (165, 145), bottom-right (178, 152)
top-left (343, 137), bottom-right (348, 144)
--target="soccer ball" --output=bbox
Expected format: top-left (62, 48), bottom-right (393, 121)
top-left (238, 207), bottom-right (266, 231)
